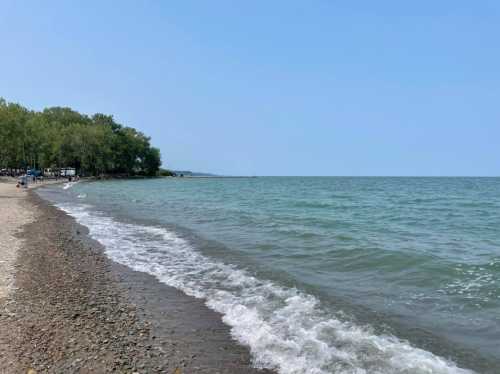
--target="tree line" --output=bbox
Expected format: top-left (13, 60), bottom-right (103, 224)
top-left (0, 98), bottom-right (164, 176)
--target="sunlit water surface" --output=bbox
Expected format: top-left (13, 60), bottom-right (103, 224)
top-left (39, 177), bottom-right (500, 374)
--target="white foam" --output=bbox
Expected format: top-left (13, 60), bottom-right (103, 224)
top-left (58, 203), bottom-right (475, 374)
top-left (62, 181), bottom-right (78, 190)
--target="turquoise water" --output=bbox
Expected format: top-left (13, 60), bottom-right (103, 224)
top-left (40, 177), bottom-right (500, 373)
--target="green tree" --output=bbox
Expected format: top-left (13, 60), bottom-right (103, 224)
top-left (0, 98), bottom-right (163, 176)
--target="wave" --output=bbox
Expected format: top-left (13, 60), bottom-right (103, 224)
top-left (56, 202), bottom-right (475, 374)
top-left (62, 181), bottom-right (78, 190)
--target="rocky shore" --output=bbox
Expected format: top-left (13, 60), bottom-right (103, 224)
top-left (0, 185), bottom-right (273, 373)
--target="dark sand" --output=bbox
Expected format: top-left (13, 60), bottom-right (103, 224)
top-left (0, 191), bottom-right (274, 373)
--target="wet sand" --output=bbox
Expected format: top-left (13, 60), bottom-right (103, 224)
top-left (0, 184), bottom-right (273, 373)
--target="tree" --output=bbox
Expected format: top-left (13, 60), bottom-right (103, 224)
top-left (0, 98), bottom-right (163, 176)
top-left (142, 147), bottom-right (161, 176)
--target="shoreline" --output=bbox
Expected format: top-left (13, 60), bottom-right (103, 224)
top-left (2, 179), bottom-right (497, 373)
top-left (0, 183), bottom-right (273, 373)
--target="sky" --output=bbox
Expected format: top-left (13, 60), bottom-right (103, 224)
top-left (1, 1), bottom-right (499, 176)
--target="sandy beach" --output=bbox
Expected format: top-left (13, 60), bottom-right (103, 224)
top-left (0, 180), bottom-right (273, 373)
top-left (0, 180), bottom-right (34, 300)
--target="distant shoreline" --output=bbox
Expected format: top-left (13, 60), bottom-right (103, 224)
top-left (165, 175), bottom-right (258, 179)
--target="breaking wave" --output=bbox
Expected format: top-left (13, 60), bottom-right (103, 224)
top-left (57, 203), bottom-right (475, 374)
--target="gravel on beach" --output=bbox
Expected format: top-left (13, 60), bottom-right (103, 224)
top-left (0, 186), bottom-right (273, 373)
top-left (0, 181), bottom-right (34, 300)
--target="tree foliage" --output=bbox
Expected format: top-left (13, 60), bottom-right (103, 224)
top-left (0, 98), bottom-right (162, 176)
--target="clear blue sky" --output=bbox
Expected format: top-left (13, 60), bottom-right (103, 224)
top-left (1, 1), bottom-right (499, 176)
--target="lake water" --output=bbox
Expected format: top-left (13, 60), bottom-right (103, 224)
top-left (39, 177), bottom-right (500, 373)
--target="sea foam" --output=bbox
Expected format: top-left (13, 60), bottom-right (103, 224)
top-left (57, 202), bottom-right (475, 374)
top-left (62, 181), bottom-right (78, 190)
